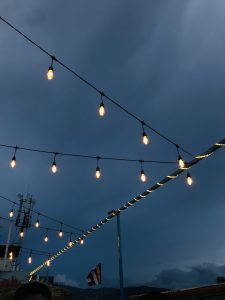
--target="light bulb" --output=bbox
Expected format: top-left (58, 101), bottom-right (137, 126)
top-left (69, 240), bottom-right (73, 247)
top-left (28, 255), bottom-right (32, 264)
top-left (9, 209), bottom-right (14, 218)
top-left (178, 155), bottom-right (185, 169)
top-left (80, 238), bottom-right (84, 245)
top-left (59, 230), bottom-right (63, 237)
top-left (46, 259), bottom-right (50, 267)
top-left (20, 230), bottom-right (24, 238)
top-left (35, 219), bottom-right (40, 228)
top-left (9, 252), bottom-right (13, 260)
top-left (95, 166), bottom-right (101, 179)
top-left (51, 161), bottom-right (57, 173)
top-left (99, 102), bottom-right (105, 117)
top-left (187, 172), bottom-right (193, 186)
top-left (47, 66), bottom-right (54, 80)
top-left (140, 170), bottom-right (147, 182)
top-left (10, 156), bottom-right (16, 168)
top-left (44, 235), bottom-right (48, 243)
top-left (142, 132), bottom-right (149, 145)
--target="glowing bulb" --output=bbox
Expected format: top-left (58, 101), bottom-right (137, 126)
top-left (35, 219), bottom-right (40, 228)
top-left (80, 238), bottom-right (84, 245)
top-left (46, 259), bottom-right (50, 267)
top-left (51, 161), bottom-right (57, 173)
top-left (140, 170), bottom-right (147, 182)
top-left (20, 229), bottom-right (24, 238)
top-left (10, 156), bottom-right (16, 168)
top-left (28, 255), bottom-right (32, 264)
top-left (142, 132), bottom-right (149, 145)
top-left (59, 230), bottom-right (63, 237)
top-left (178, 156), bottom-right (185, 168)
top-left (9, 252), bottom-right (13, 260)
top-left (187, 172), bottom-right (193, 186)
top-left (99, 102), bottom-right (105, 117)
top-left (9, 209), bottom-right (14, 218)
top-left (69, 240), bottom-right (73, 247)
top-left (44, 235), bottom-right (48, 243)
top-left (47, 66), bottom-right (54, 80)
top-left (95, 166), bottom-right (101, 179)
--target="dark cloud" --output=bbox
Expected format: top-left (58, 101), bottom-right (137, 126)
top-left (148, 263), bottom-right (225, 290)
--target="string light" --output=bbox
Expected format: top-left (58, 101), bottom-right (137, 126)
top-left (9, 202), bottom-right (15, 218)
top-left (10, 146), bottom-right (18, 168)
top-left (28, 251), bottom-right (32, 264)
top-left (59, 223), bottom-right (63, 237)
top-left (80, 237), bottom-right (84, 245)
top-left (44, 228), bottom-right (49, 243)
top-left (35, 213), bottom-right (40, 228)
top-left (19, 228), bottom-right (24, 238)
top-left (99, 92), bottom-right (105, 117)
top-left (176, 145), bottom-right (185, 169)
top-left (140, 161), bottom-right (147, 182)
top-left (51, 153), bottom-right (58, 174)
top-left (186, 172), bottom-right (193, 186)
top-left (95, 157), bottom-right (101, 179)
top-left (47, 57), bottom-right (55, 80)
top-left (141, 121), bottom-right (149, 145)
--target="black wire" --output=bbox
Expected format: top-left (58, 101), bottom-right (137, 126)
top-left (0, 195), bottom-right (83, 233)
top-left (0, 143), bottom-right (176, 164)
top-left (0, 16), bottom-right (194, 158)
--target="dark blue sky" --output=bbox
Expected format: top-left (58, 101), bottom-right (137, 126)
top-left (0, 0), bottom-right (225, 289)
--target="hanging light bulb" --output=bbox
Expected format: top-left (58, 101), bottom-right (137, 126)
top-left (47, 57), bottom-right (55, 80)
top-left (95, 157), bottom-right (101, 179)
top-left (44, 229), bottom-right (49, 242)
top-left (141, 122), bottom-right (149, 145)
top-left (80, 237), bottom-right (84, 245)
top-left (19, 228), bottom-right (24, 238)
top-left (10, 146), bottom-right (18, 168)
top-left (35, 214), bottom-right (40, 228)
top-left (51, 153), bottom-right (58, 174)
top-left (68, 233), bottom-right (73, 247)
top-left (46, 255), bottom-right (51, 267)
top-left (59, 223), bottom-right (63, 237)
top-left (28, 252), bottom-right (32, 264)
top-left (186, 172), bottom-right (193, 186)
top-left (9, 251), bottom-right (13, 261)
top-left (178, 155), bottom-right (185, 169)
top-left (140, 169), bottom-right (147, 182)
top-left (139, 161), bottom-right (147, 182)
top-left (9, 209), bottom-right (14, 218)
top-left (99, 92), bottom-right (105, 117)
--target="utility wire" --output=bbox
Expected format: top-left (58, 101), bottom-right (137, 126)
top-left (0, 143), bottom-right (176, 165)
top-left (29, 138), bottom-right (225, 275)
top-left (0, 16), bottom-right (194, 158)
top-left (0, 195), bottom-right (84, 233)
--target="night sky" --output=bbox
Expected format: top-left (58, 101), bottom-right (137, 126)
top-left (0, 0), bottom-right (225, 290)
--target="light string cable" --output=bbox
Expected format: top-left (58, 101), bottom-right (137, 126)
top-left (0, 194), bottom-right (84, 233)
top-left (29, 138), bottom-right (225, 276)
top-left (0, 214), bottom-right (80, 240)
top-left (0, 16), bottom-right (194, 159)
top-left (0, 142), bottom-right (176, 165)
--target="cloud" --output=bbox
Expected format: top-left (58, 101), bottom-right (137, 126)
top-left (54, 274), bottom-right (79, 288)
top-left (148, 263), bottom-right (225, 290)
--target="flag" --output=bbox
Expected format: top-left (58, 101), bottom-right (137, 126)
top-left (87, 263), bottom-right (101, 286)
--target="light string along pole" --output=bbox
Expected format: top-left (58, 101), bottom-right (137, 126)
top-left (0, 16), bottom-right (194, 160)
top-left (29, 138), bottom-right (225, 277)
top-left (0, 194), bottom-right (84, 234)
